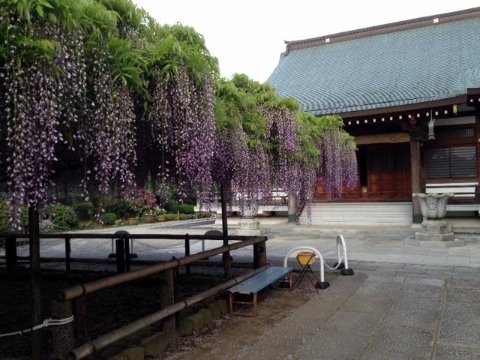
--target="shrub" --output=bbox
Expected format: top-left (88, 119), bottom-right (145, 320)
top-left (164, 213), bottom-right (179, 221)
top-left (0, 198), bottom-right (28, 233)
top-left (121, 188), bottom-right (157, 218)
top-left (196, 212), bottom-right (211, 219)
top-left (73, 202), bottom-right (95, 221)
top-left (178, 204), bottom-right (195, 214)
top-left (102, 212), bottom-right (117, 226)
top-left (179, 214), bottom-right (192, 220)
top-left (166, 200), bottom-right (178, 213)
top-left (0, 197), bottom-right (10, 233)
top-left (44, 205), bottom-right (78, 231)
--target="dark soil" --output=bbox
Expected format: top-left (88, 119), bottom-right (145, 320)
top-left (158, 272), bottom-right (336, 360)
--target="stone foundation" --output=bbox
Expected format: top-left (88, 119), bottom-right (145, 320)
top-left (234, 218), bottom-right (265, 236)
top-left (405, 219), bottom-right (465, 247)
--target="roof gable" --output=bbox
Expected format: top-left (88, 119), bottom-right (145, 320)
top-left (268, 9), bottom-right (480, 116)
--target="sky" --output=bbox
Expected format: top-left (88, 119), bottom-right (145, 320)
top-left (133, 0), bottom-right (479, 83)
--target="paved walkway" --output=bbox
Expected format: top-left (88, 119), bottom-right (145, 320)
top-left (236, 260), bottom-right (480, 360)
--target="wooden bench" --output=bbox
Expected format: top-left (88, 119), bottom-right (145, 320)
top-left (227, 266), bottom-right (293, 316)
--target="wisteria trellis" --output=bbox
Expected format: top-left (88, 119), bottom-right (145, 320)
top-left (0, 0), bottom-right (358, 230)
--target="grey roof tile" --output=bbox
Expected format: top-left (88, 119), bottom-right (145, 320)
top-left (267, 16), bottom-right (480, 115)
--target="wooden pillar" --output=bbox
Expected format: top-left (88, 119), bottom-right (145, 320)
top-left (51, 300), bottom-right (74, 359)
top-left (476, 107), bottom-right (480, 182)
top-left (115, 239), bottom-right (125, 273)
top-left (287, 195), bottom-right (296, 223)
top-left (6, 234), bottom-right (17, 271)
top-left (253, 241), bottom-right (267, 269)
top-left (29, 207), bottom-right (42, 360)
top-left (410, 139), bottom-right (423, 224)
top-left (160, 270), bottom-right (177, 348)
top-left (220, 186), bottom-right (231, 279)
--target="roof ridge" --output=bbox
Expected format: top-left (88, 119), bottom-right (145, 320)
top-left (285, 7), bottom-right (480, 53)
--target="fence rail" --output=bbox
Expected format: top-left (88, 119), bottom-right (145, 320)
top-left (1, 231), bottom-right (268, 359)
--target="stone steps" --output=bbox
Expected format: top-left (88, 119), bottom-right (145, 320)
top-left (299, 202), bottom-right (413, 227)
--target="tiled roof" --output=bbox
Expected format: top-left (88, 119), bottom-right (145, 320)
top-left (267, 8), bottom-right (480, 116)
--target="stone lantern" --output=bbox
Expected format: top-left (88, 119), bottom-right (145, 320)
top-left (407, 193), bottom-right (464, 247)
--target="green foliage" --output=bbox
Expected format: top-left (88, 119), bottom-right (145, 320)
top-left (73, 201), bottom-right (95, 221)
top-left (147, 24), bottom-right (219, 85)
top-left (297, 113), bottom-right (356, 167)
top-left (44, 204), bottom-right (78, 231)
top-left (195, 212), bottom-right (210, 219)
top-left (165, 200), bottom-right (178, 213)
top-left (0, 198), bottom-right (11, 233)
top-left (101, 212), bottom-right (117, 225)
top-left (164, 213), bottom-right (191, 221)
top-left (178, 204), bottom-right (194, 214)
top-left (111, 197), bottom-right (131, 219)
top-left (164, 213), bottom-right (178, 221)
top-left (0, 198), bottom-right (29, 233)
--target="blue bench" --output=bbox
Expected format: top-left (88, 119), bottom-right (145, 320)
top-left (227, 266), bottom-right (293, 316)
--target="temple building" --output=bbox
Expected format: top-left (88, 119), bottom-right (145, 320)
top-left (268, 7), bottom-right (480, 226)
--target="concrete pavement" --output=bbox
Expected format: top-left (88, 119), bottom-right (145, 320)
top-left (235, 261), bottom-right (480, 360)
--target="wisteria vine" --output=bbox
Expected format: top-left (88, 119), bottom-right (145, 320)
top-left (150, 67), bottom-right (216, 203)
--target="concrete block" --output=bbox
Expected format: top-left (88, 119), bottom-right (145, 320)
top-left (121, 346), bottom-right (144, 360)
top-left (238, 218), bottom-right (260, 230)
top-left (208, 302), bottom-right (222, 320)
top-left (439, 320), bottom-right (480, 345)
top-left (415, 232), bottom-right (455, 241)
top-left (108, 354), bottom-right (128, 360)
top-left (362, 325), bottom-right (433, 359)
top-left (199, 308), bottom-right (213, 326)
top-left (178, 316), bottom-right (194, 337)
top-left (434, 344), bottom-right (480, 360)
top-left (190, 311), bottom-right (205, 331)
top-left (216, 299), bottom-right (229, 316)
top-left (141, 332), bottom-right (169, 357)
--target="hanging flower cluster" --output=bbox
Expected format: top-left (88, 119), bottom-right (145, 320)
top-left (5, 63), bottom-right (62, 228)
top-left (150, 68), bottom-right (216, 201)
top-left (213, 76), bottom-right (358, 221)
top-left (83, 51), bottom-right (137, 197)
top-left (318, 126), bottom-right (358, 198)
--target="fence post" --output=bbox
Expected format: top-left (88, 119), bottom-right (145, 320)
top-left (6, 234), bottom-right (17, 271)
top-left (115, 239), bottom-right (125, 273)
top-left (74, 296), bottom-right (88, 346)
top-left (253, 240), bottom-right (267, 269)
top-left (184, 234), bottom-right (191, 275)
top-left (124, 234), bottom-right (130, 272)
top-left (160, 269), bottom-right (177, 348)
top-left (51, 299), bottom-right (74, 359)
top-left (65, 236), bottom-right (71, 272)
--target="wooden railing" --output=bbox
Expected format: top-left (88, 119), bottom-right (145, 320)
top-left (1, 232), bottom-right (268, 359)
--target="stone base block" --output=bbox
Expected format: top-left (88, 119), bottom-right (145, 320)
top-left (405, 238), bottom-right (465, 248)
top-left (234, 219), bottom-right (265, 236)
top-left (216, 299), bottom-right (229, 316)
top-left (238, 218), bottom-right (260, 230)
top-left (141, 332), bottom-right (168, 357)
top-left (233, 229), bottom-right (265, 236)
top-left (117, 346), bottom-right (144, 360)
top-left (421, 219), bottom-right (451, 234)
top-left (415, 232), bottom-right (455, 242)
